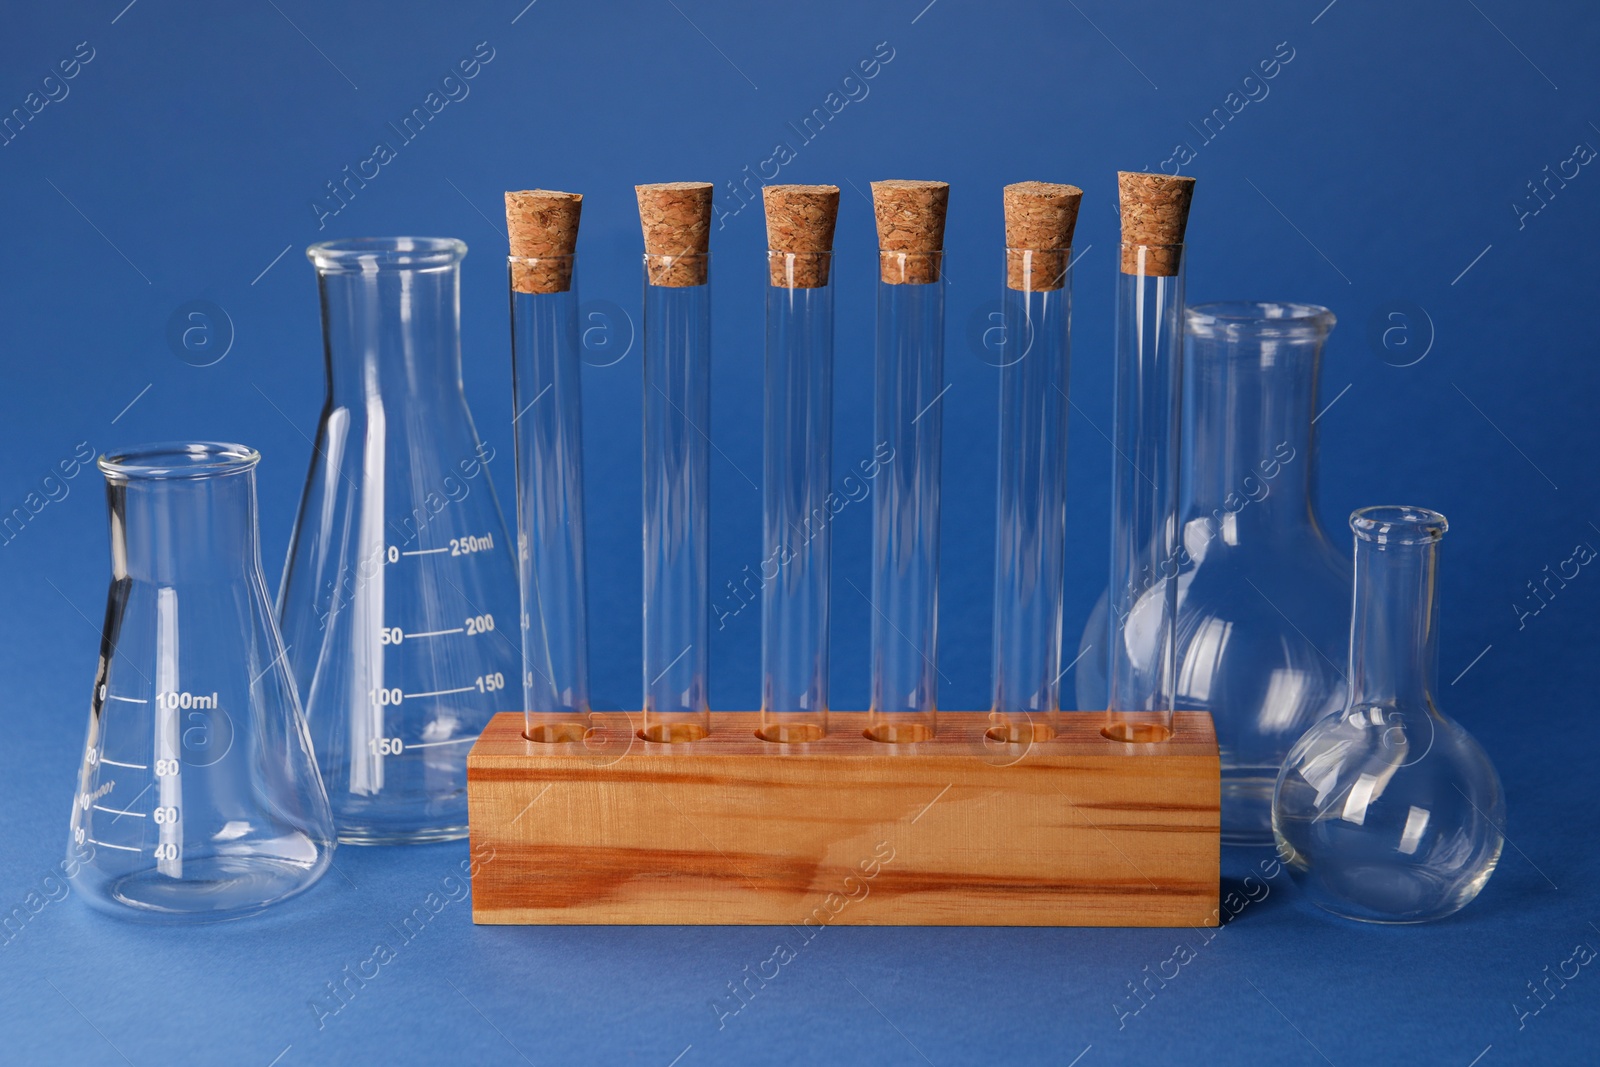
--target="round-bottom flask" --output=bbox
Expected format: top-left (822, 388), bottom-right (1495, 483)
top-left (1273, 506), bottom-right (1504, 923)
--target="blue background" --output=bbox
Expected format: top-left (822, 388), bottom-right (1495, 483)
top-left (2, 0), bottom-right (1597, 1063)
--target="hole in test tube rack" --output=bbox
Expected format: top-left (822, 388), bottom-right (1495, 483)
top-left (524, 722), bottom-right (590, 744)
top-left (755, 723), bottom-right (825, 744)
top-left (985, 722), bottom-right (1057, 745)
top-left (863, 722), bottom-right (935, 745)
top-left (1101, 721), bottom-right (1175, 744)
top-left (638, 723), bottom-right (710, 744)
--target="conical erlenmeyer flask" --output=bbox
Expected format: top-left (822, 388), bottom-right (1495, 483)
top-left (278, 237), bottom-right (520, 844)
top-left (69, 443), bottom-right (334, 922)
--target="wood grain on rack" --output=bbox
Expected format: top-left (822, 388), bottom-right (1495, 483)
top-left (468, 710), bottom-right (1219, 927)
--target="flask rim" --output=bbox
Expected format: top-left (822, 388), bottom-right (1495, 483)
top-left (99, 441), bottom-right (260, 481)
top-left (1186, 301), bottom-right (1335, 338)
top-left (307, 237), bottom-right (466, 273)
top-left (1350, 504), bottom-right (1448, 545)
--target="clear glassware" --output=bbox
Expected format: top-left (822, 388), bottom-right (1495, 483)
top-left (761, 250), bottom-right (833, 743)
top-left (1078, 302), bottom-right (1350, 843)
top-left (1103, 239), bottom-right (1185, 743)
top-left (278, 237), bottom-right (520, 844)
top-left (641, 252), bottom-right (712, 743)
top-left (990, 247), bottom-right (1072, 743)
top-left (869, 250), bottom-right (944, 743)
top-left (70, 443), bottom-right (334, 922)
top-left (1274, 506), bottom-right (1505, 923)
top-left (508, 251), bottom-right (591, 744)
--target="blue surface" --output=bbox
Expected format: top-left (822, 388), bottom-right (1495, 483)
top-left (2, 1), bottom-right (1598, 1063)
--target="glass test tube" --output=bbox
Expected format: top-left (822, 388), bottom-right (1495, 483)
top-left (1105, 172), bottom-right (1195, 743)
top-left (640, 249), bottom-right (712, 743)
top-left (990, 195), bottom-right (1077, 743)
top-left (868, 250), bottom-right (945, 742)
top-left (760, 251), bottom-right (835, 741)
top-left (509, 250), bottom-right (591, 743)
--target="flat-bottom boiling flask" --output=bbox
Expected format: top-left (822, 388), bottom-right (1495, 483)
top-left (70, 444), bottom-right (334, 923)
top-left (1078, 302), bottom-right (1350, 843)
top-left (278, 238), bottom-right (520, 844)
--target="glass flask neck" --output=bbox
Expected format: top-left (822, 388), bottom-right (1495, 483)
top-left (1182, 302), bottom-right (1333, 547)
top-left (100, 444), bottom-right (263, 585)
top-left (310, 238), bottom-right (468, 400)
top-left (1347, 507), bottom-right (1448, 711)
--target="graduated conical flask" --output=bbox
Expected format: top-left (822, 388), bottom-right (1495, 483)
top-left (70, 443), bottom-right (334, 922)
top-left (278, 238), bottom-right (520, 844)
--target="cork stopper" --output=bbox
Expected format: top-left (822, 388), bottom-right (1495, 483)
top-left (636, 182), bottom-right (713, 287)
top-left (1117, 172), bottom-right (1195, 276)
top-left (762, 184), bottom-right (840, 288)
top-left (871, 179), bottom-right (949, 284)
top-left (1003, 181), bottom-right (1083, 292)
top-left (505, 190), bottom-right (582, 294)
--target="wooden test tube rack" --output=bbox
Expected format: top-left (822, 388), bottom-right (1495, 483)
top-left (467, 710), bottom-right (1219, 927)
